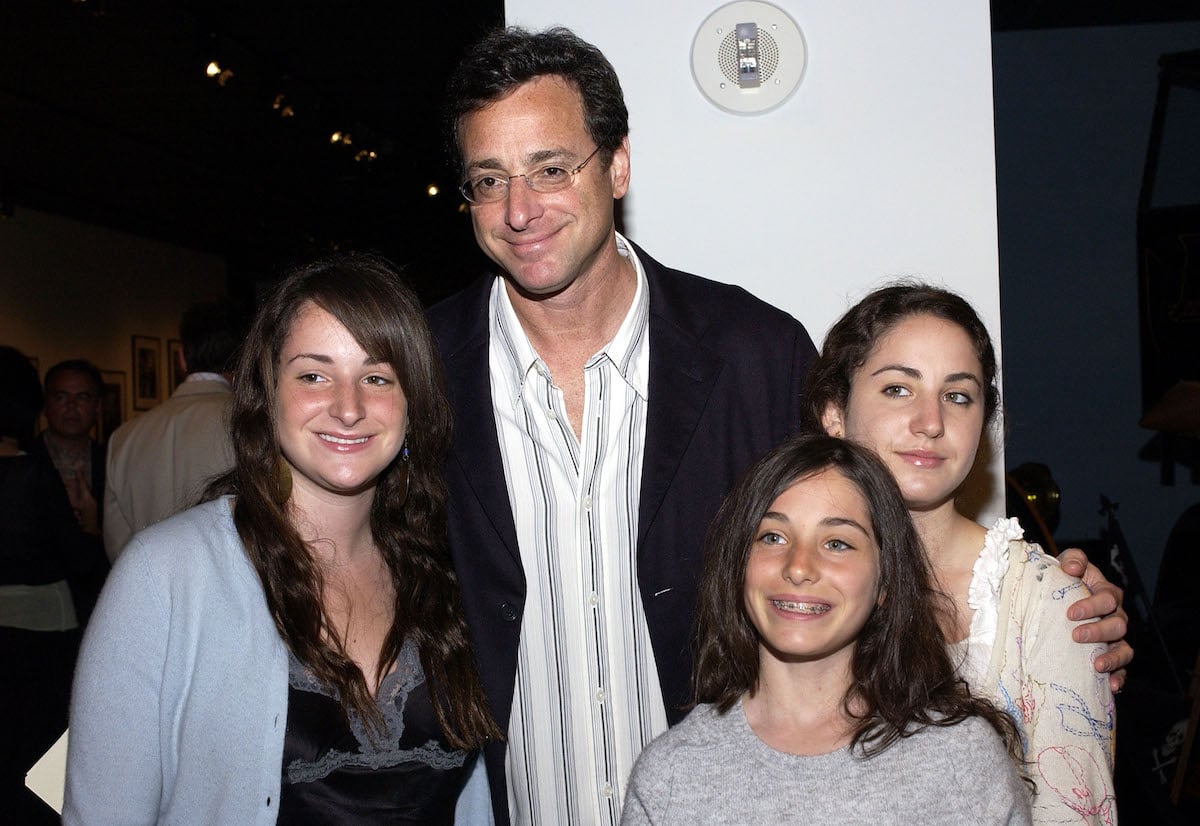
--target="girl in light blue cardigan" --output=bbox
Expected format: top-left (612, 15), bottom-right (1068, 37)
top-left (66, 254), bottom-right (499, 824)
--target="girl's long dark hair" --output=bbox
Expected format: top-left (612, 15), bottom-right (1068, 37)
top-left (209, 252), bottom-right (499, 748)
top-left (693, 435), bottom-right (1022, 762)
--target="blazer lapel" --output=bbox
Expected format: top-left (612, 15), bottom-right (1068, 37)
top-left (440, 298), bottom-right (523, 569)
top-left (637, 275), bottom-right (722, 552)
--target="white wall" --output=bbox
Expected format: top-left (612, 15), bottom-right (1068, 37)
top-left (506, 0), bottom-right (1005, 518)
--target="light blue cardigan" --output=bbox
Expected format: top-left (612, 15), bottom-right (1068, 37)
top-left (65, 497), bottom-right (289, 824)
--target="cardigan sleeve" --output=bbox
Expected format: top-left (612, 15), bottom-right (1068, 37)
top-left (63, 535), bottom-right (168, 825)
top-left (996, 542), bottom-right (1117, 824)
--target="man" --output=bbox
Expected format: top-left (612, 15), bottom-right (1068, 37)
top-left (35, 359), bottom-right (105, 535)
top-left (103, 301), bottom-right (240, 559)
top-left (31, 359), bottom-right (107, 622)
top-left (431, 27), bottom-right (1129, 825)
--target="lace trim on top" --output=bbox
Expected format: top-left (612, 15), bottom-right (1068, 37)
top-left (284, 637), bottom-right (467, 784)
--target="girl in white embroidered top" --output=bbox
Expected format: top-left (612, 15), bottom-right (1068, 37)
top-left (803, 283), bottom-right (1116, 824)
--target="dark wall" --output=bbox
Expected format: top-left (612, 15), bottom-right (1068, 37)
top-left (993, 22), bottom-right (1200, 597)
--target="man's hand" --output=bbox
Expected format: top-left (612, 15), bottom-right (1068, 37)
top-left (1059, 547), bottom-right (1132, 693)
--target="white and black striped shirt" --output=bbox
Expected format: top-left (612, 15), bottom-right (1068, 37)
top-left (488, 235), bottom-right (667, 825)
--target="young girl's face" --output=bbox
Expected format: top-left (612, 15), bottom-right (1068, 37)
top-left (743, 468), bottom-right (882, 667)
top-left (823, 313), bottom-right (986, 514)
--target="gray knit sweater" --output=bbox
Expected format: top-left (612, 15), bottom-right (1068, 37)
top-left (622, 700), bottom-right (1031, 825)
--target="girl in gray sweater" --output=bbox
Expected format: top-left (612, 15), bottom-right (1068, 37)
top-left (622, 435), bottom-right (1030, 824)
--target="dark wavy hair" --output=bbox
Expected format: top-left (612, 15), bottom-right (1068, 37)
top-left (0, 345), bottom-right (43, 447)
top-left (443, 25), bottom-right (629, 178)
top-left (693, 434), bottom-right (1022, 761)
top-left (801, 282), bottom-right (1000, 436)
top-left (209, 252), bottom-right (499, 748)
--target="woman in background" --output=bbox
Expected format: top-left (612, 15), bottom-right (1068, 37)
top-left (623, 435), bottom-right (1030, 823)
top-left (66, 253), bottom-right (499, 824)
top-left (0, 345), bottom-right (104, 825)
top-left (804, 283), bottom-right (1116, 823)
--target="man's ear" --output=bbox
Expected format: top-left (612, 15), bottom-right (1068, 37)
top-left (610, 136), bottom-right (631, 200)
top-left (821, 402), bottom-right (845, 438)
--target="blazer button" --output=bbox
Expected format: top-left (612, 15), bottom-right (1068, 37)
top-left (499, 602), bottom-right (519, 622)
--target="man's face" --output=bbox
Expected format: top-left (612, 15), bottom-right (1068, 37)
top-left (458, 74), bottom-right (630, 298)
top-left (44, 370), bottom-right (100, 440)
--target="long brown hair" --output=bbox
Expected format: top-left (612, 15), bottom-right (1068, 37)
top-left (693, 435), bottom-right (1022, 762)
top-left (211, 252), bottom-right (499, 748)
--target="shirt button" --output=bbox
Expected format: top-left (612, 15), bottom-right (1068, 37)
top-left (582, 495), bottom-right (592, 510)
top-left (602, 783), bottom-right (613, 798)
top-left (499, 602), bottom-right (520, 622)
top-left (587, 592), bottom-right (599, 607)
top-left (595, 688), bottom-right (605, 703)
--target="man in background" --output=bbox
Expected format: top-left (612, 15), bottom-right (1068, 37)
top-left (31, 358), bottom-right (107, 621)
top-left (103, 301), bottom-right (241, 559)
top-left (35, 359), bottom-right (105, 535)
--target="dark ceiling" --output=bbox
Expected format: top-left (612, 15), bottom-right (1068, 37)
top-left (2, 1), bottom-right (1197, 303)
top-left (0, 0), bottom-right (503, 302)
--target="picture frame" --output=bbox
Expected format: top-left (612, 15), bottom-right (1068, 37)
top-left (131, 335), bottom-right (161, 410)
top-left (99, 370), bottom-right (127, 444)
top-left (167, 338), bottom-right (185, 393)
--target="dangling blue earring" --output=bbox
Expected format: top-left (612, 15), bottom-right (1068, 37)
top-left (397, 439), bottom-right (411, 507)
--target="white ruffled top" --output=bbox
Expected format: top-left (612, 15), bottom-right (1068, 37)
top-left (950, 516), bottom-right (1024, 689)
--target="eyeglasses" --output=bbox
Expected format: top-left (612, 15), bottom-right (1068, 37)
top-left (459, 146), bottom-right (602, 204)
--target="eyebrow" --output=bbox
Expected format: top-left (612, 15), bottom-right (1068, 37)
top-left (760, 512), bottom-right (871, 535)
top-left (870, 363), bottom-right (981, 387)
top-left (285, 353), bottom-right (387, 366)
top-left (467, 148), bottom-right (577, 173)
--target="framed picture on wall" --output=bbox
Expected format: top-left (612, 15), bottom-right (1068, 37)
top-left (132, 335), bottom-right (161, 410)
top-left (167, 339), bottom-right (185, 393)
top-left (99, 370), bottom-right (127, 444)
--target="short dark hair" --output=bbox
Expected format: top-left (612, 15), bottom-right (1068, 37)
top-left (180, 301), bottom-right (243, 374)
top-left (693, 434), bottom-right (1022, 760)
top-left (0, 345), bottom-right (43, 446)
top-left (44, 358), bottom-right (103, 397)
top-left (443, 26), bottom-right (629, 178)
top-left (801, 281), bottom-right (1000, 435)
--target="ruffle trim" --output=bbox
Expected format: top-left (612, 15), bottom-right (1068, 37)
top-left (965, 516), bottom-right (1024, 647)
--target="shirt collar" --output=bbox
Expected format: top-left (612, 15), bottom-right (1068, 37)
top-left (183, 372), bottom-right (230, 386)
top-left (489, 232), bottom-right (650, 407)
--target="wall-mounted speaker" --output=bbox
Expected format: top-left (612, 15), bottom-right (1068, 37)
top-left (691, 1), bottom-right (807, 115)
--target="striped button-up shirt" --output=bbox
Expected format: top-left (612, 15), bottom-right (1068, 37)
top-left (489, 235), bottom-right (667, 824)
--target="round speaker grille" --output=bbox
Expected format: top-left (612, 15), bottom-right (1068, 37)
top-left (717, 28), bottom-right (780, 84)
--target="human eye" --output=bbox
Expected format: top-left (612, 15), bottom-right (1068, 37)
top-left (756, 530), bottom-right (787, 546)
top-left (944, 390), bottom-right (973, 405)
top-left (881, 385), bottom-right (911, 398)
top-left (823, 538), bottom-right (854, 552)
top-left (296, 372), bottom-right (325, 384)
top-left (530, 165), bottom-right (570, 187)
top-left (471, 174), bottom-right (506, 196)
top-left (363, 374), bottom-right (393, 387)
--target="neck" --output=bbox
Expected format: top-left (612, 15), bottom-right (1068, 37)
top-left (505, 236), bottom-right (637, 361)
top-left (287, 485), bottom-right (378, 566)
top-left (44, 430), bottom-right (90, 452)
top-left (909, 500), bottom-right (976, 566)
top-left (743, 647), bottom-right (856, 755)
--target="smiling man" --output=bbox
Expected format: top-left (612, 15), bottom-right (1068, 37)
top-left (429, 27), bottom-right (817, 825)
